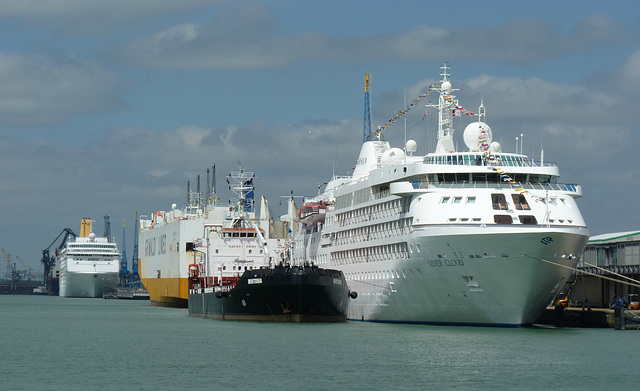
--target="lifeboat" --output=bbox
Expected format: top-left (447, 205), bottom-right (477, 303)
top-left (296, 201), bottom-right (327, 226)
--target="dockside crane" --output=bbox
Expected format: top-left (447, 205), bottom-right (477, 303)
top-left (131, 212), bottom-right (141, 287)
top-left (2, 248), bottom-right (20, 290)
top-left (119, 219), bottom-right (130, 286)
top-left (41, 228), bottom-right (76, 285)
top-left (104, 215), bottom-right (111, 242)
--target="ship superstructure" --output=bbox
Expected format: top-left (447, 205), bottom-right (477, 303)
top-left (187, 186), bottom-right (355, 322)
top-left (59, 218), bottom-right (121, 298)
top-left (294, 64), bottom-right (589, 326)
top-left (139, 165), bottom-right (289, 307)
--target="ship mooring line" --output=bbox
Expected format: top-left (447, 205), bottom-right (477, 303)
top-left (581, 261), bottom-right (640, 285)
top-left (520, 253), bottom-right (640, 289)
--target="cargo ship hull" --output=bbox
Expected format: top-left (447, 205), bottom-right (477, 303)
top-left (188, 266), bottom-right (352, 322)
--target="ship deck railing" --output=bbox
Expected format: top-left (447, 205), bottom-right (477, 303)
top-left (424, 154), bottom-right (558, 168)
top-left (428, 181), bottom-right (580, 193)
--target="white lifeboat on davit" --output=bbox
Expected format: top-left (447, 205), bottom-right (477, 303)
top-left (296, 201), bottom-right (327, 226)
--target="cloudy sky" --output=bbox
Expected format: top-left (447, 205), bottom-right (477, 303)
top-left (1, 0), bottom-right (639, 273)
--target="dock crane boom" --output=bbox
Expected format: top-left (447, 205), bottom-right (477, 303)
top-left (41, 228), bottom-right (76, 284)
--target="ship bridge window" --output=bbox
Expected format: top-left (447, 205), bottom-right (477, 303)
top-left (511, 194), bottom-right (530, 210)
top-left (472, 173), bottom-right (487, 182)
top-left (494, 215), bottom-right (513, 224)
top-left (491, 194), bottom-right (508, 210)
top-left (453, 197), bottom-right (462, 204)
top-left (441, 197), bottom-right (450, 204)
top-left (467, 197), bottom-right (476, 204)
top-left (519, 215), bottom-right (538, 225)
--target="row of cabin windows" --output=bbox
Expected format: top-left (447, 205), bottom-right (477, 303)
top-left (345, 267), bottom-right (422, 282)
top-left (441, 196), bottom-right (476, 204)
top-left (336, 199), bottom-right (408, 227)
top-left (431, 172), bottom-right (556, 184)
top-left (440, 194), bottom-right (530, 211)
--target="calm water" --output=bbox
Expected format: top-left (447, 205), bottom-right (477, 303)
top-left (0, 295), bottom-right (635, 390)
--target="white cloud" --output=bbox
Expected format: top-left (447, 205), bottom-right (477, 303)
top-left (0, 0), bottom-right (220, 34)
top-left (176, 125), bottom-right (212, 149)
top-left (616, 50), bottom-right (640, 96)
top-left (0, 53), bottom-right (123, 125)
top-left (119, 11), bottom-right (633, 70)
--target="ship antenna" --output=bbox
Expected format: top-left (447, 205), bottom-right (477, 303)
top-left (211, 164), bottom-right (216, 200)
top-left (196, 174), bottom-right (201, 206)
top-left (363, 73), bottom-right (372, 143)
top-left (206, 167), bottom-right (210, 202)
top-left (427, 61), bottom-right (458, 154)
top-left (403, 87), bottom-right (407, 163)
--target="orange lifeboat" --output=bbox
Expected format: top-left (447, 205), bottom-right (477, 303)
top-left (296, 201), bottom-right (327, 226)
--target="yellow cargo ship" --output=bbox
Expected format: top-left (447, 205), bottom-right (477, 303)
top-left (138, 166), bottom-right (291, 307)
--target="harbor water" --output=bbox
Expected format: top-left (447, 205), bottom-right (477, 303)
top-left (1, 295), bottom-right (636, 390)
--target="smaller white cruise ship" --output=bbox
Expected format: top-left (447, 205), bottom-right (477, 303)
top-left (59, 218), bottom-right (121, 298)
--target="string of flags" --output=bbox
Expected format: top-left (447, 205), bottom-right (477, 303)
top-left (490, 166), bottom-right (547, 202)
top-left (376, 84), bottom-right (477, 134)
top-left (491, 167), bottom-right (528, 194)
top-left (478, 129), bottom-right (489, 152)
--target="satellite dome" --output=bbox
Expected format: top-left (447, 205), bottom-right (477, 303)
top-left (406, 140), bottom-right (417, 154)
top-left (463, 122), bottom-right (493, 152)
top-left (489, 141), bottom-right (501, 153)
top-left (441, 81), bottom-right (452, 92)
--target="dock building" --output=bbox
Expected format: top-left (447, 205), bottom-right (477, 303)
top-left (569, 231), bottom-right (640, 307)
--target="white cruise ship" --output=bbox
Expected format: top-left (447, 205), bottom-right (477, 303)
top-left (294, 64), bottom-right (589, 326)
top-left (59, 218), bottom-right (121, 298)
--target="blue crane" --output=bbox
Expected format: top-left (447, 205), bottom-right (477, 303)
top-left (120, 219), bottom-right (129, 286)
top-left (131, 212), bottom-right (141, 287)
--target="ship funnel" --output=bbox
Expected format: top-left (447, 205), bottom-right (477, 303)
top-left (80, 218), bottom-right (92, 237)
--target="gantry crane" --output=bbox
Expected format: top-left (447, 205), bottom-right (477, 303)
top-left (119, 219), bottom-right (131, 286)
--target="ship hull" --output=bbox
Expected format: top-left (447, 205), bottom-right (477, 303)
top-left (188, 267), bottom-right (351, 322)
top-left (340, 227), bottom-right (588, 326)
top-left (140, 275), bottom-right (189, 307)
top-left (59, 271), bottom-right (119, 298)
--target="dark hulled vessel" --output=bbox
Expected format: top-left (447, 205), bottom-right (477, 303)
top-left (188, 264), bottom-right (356, 322)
